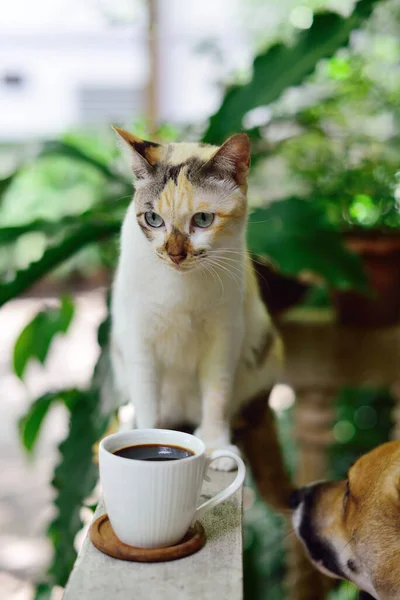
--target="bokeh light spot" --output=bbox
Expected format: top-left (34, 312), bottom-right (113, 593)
top-left (333, 420), bottom-right (355, 443)
top-left (289, 6), bottom-right (313, 30)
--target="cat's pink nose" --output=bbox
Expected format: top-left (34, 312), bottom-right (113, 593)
top-left (168, 253), bottom-right (186, 265)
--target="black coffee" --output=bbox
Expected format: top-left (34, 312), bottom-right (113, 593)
top-left (113, 443), bottom-right (194, 462)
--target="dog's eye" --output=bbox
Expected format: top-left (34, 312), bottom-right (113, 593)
top-left (347, 559), bottom-right (358, 573)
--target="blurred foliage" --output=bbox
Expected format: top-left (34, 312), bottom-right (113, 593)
top-left (330, 387), bottom-right (394, 478)
top-left (203, 0), bottom-right (379, 144)
top-left (48, 387), bottom-right (109, 587)
top-left (13, 295), bottom-right (74, 379)
top-left (18, 309), bottom-right (113, 596)
top-left (248, 198), bottom-right (367, 291)
top-left (245, 0), bottom-right (400, 231)
top-left (278, 54), bottom-right (400, 230)
top-left (0, 0), bottom-right (397, 597)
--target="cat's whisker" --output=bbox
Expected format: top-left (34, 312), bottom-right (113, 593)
top-left (199, 258), bottom-right (225, 303)
top-left (247, 218), bottom-right (274, 225)
top-left (205, 255), bottom-right (244, 275)
top-left (207, 248), bottom-right (274, 267)
top-left (207, 263), bottom-right (225, 304)
top-left (201, 263), bottom-right (219, 290)
top-left (202, 257), bottom-right (244, 302)
top-left (207, 250), bottom-right (273, 296)
top-left (205, 253), bottom-right (261, 295)
top-left (205, 253), bottom-right (243, 265)
top-left (209, 249), bottom-right (273, 269)
top-left (207, 260), bottom-right (245, 291)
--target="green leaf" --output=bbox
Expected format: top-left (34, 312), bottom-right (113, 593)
top-left (34, 583), bottom-right (52, 600)
top-left (0, 220), bottom-right (120, 307)
top-left (0, 171), bottom-right (17, 201)
top-left (19, 388), bottom-right (87, 455)
top-left (39, 140), bottom-right (129, 184)
top-left (203, 0), bottom-right (380, 144)
top-left (13, 296), bottom-right (75, 379)
top-left (0, 219), bottom-right (65, 245)
top-left (19, 393), bottom-right (58, 453)
top-left (247, 197), bottom-right (368, 291)
top-left (48, 389), bottom-right (110, 587)
top-left (36, 308), bottom-right (113, 588)
top-left (18, 387), bottom-right (108, 587)
top-left (0, 193), bottom-right (129, 247)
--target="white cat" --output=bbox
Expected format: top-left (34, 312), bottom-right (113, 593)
top-left (110, 128), bottom-right (282, 470)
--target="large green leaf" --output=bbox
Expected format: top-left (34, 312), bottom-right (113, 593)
top-left (247, 197), bottom-right (368, 291)
top-left (0, 193), bottom-right (129, 247)
top-left (19, 392), bottom-right (60, 453)
top-left (13, 296), bottom-right (75, 379)
top-left (39, 140), bottom-right (129, 184)
top-left (0, 171), bottom-right (18, 202)
top-left (0, 219), bottom-right (70, 245)
top-left (0, 219), bottom-right (120, 306)
top-left (203, 0), bottom-right (380, 144)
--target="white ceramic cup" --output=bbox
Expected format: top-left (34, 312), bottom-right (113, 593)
top-left (99, 428), bottom-right (246, 548)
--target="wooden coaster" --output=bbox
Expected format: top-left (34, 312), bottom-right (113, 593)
top-left (89, 514), bottom-right (206, 562)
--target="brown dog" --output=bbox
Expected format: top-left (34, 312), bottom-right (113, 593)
top-left (291, 440), bottom-right (400, 600)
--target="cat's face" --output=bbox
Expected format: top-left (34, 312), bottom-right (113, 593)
top-left (115, 128), bottom-right (250, 272)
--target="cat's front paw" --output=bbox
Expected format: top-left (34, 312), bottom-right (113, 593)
top-left (209, 444), bottom-right (242, 472)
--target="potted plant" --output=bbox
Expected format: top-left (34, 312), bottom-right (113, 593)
top-left (257, 43), bottom-right (400, 326)
top-left (332, 161), bottom-right (400, 326)
top-left (281, 122), bottom-right (400, 325)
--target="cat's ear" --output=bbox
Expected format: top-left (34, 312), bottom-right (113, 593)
top-left (112, 126), bottom-right (163, 179)
top-left (207, 133), bottom-right (250, 186)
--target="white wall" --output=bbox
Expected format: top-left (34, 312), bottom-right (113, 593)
top-left (0, 32), bottom-right (147, 140)
top-left (0, 0), bottom-right (249, 140)
top-left (157, 0), bottom-right (250, 123)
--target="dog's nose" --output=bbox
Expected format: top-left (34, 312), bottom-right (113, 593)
top-left (289, 488), bottom-right (305, 509)
top-left (168, 253), bottom-right (187, 265)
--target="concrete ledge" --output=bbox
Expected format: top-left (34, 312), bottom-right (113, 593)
top-left (64, 471), bottom-right (243, 600)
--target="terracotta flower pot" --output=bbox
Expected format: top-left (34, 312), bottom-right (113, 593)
top-left (333, 231), bottom-right (400, 327)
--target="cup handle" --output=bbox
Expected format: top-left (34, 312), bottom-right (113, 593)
top-left (195, 450), bottom-right (246, 521)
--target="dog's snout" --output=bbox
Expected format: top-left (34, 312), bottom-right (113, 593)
top-left (289, 488), bottom-right (305, 509)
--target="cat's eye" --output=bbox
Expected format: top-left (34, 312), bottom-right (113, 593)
top-left (192, 212), bottom-right (214, 228)
top-left (145, 211), bottom-right (164, 228)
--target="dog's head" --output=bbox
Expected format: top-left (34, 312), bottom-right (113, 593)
top-left (291, 441), bottom-right (400, 600)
